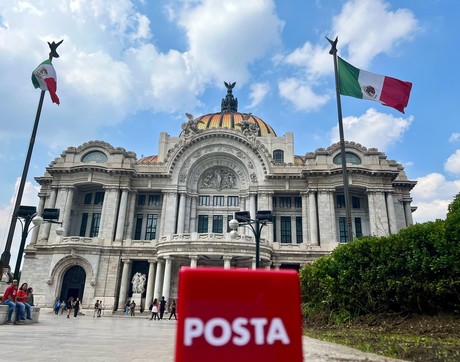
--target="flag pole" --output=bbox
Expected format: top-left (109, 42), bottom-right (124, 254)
top-left (0, 41), bottom-right (62, 280)
top-left (327, 36), bottom-right (353, 242)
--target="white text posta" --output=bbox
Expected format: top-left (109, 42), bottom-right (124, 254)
top-left (184, 317), bottom-right (290, 346)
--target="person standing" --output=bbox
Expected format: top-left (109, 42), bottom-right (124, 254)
top-left (54, 299), bottom-right (61, 315)
top-left (16, 282), bottom-right (32, 321)
top-left (66, 297), bottom-right (74, 319)
top-left (0, 279), bottom-right (19, 324)
top-left (97, 301), bottom-right (103, 317)
top-left (130, 300), bottom-right (136, 316)
top-left (93, 300), bottom-right (99, 317)
top-left (59, 300), bottom-right (66, 315)
top-left (169, 299), bottom-right (177, 320)
top-left (149, 298), bottom-right (159, 320)
top-left (73, 298), bottom-right (80, 318)
top-left (159, 296), bottom-right (167, 320)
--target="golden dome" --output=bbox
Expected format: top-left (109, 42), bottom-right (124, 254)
top-left (196, 112), bottom-right (276, 137)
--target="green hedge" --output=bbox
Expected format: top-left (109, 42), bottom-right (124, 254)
top-left (300, 219), bottom-right (460, 317)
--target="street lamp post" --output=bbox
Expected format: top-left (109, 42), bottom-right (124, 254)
top-left (229, 210), bottom-right (273, 268)
top-left (13, 206), bottom-right (63, 281)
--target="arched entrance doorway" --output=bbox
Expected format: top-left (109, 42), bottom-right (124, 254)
top-left (60, 265), bottom-right (86, 302)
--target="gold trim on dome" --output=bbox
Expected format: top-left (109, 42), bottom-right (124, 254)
top-left (196, 112), bottom-right (276, 137)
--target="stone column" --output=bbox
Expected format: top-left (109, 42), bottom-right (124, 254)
top-left (62, 187), bottom-right (74, 237)
top-left (249, 193), bottom-right (256, 220)
top-left (41, 187), bottom-right (58, 241)
top-left (189, 255), bottom-right (198, 268)
top-left (30, 193), bottom-right (46, 245)
top-left (162, 192), bottom-right (178, 235)
top-left (317, 190), bottom-right (336, 244)
top-left (403, 199), bottom-right (414, 227)
top-left (176, 192), bottom-right (187, 234)
top-left (223, 256), bottom-right (232, 269)
top-left (308, 191), bottom-right (319, 245)
top-left (386, 192), bottom-right (397, 234)
top-left (125, 191), bottom-right (137, 241)
top-left (291, 216), bottom-right (297, 244)
top-left (145, 259), bottom-right (156, 308)
top-left (189, 196), bottom-right (197, 233)
top-left (301, 192), bottom-right (308, 245)
top-left (115, 188), bottom-right (129, 242)
top-left (257, 192), bottom-right (271, 241)
top-left (368, 190), bottom-right (389, 236)
top-left (153, 259), bottom-right (164, 300)
top-left (251, 258), bottom-right (256, 270)
top-left (118, 259), bottom-right (132, 308)
top-left (100, 187), bottom-right (120, 242)
top-left (273, 263), bottom-right (281, 270)
top-left (162, 256), bottom-right (172, 301)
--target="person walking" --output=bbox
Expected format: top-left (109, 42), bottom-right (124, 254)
top-left (97, 301), bottom-right (103, 317)
top-left (169, 299), bottom-right (177, 320)
top-left (159, 296), bottom-right (167, 320)
top-left (59, 300), bottom-right (66, 315)
top-left (54, 299), bottom-right (61, 315)
top-left (149, 298), bottom-right (159, 320)
top-left (73, 298), bottom-right (80, 318)
top-left (93, 300), bottom-right (99, 317)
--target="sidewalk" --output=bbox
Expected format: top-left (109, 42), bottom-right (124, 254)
top-left (0, 310), bottom-right (405, 361)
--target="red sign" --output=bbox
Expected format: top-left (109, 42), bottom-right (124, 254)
top-left (175, 268), bottom-right (303, 362)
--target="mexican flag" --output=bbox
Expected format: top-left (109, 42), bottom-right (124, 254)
top-left (32, 59), bottom-right (60, 105)
top-left (338, 57), bottom-right (412, 113)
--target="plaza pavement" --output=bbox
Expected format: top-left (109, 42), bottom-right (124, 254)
top-left (0, 309), bottom-right (405, 362)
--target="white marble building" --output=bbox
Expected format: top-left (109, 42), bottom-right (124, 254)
top-left (21, 86), bottom-right (416, 310)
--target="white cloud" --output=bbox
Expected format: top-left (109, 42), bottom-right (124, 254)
top-left (411, 173), bottom-right (460, 223)
top-left (177, 0), bottom-right (284, 84)
top-left (444, 149), bottom-right (460, 176)
top-left (329, 108), bottom-right (412, 151)
top-left (278, 78), bottom-right (329, 111)
top-left (332, 0), bottom-right (419, 67)
top-left (449, 133), bottom-right (460, 143)
top-left (247, 82), bottom-right (270, 108)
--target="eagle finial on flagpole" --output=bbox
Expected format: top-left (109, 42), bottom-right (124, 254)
top-left (48, 40), bottom-right (64, 60)
top-left (326, 36), bottom-right (338, 55)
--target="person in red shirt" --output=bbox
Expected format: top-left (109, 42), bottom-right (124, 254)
top-left (1, 279), bottom-right (19, 324)
top-left (16, 282), bottom-right (32, 321)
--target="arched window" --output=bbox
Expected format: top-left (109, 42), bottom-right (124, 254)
top-left (333, 152), bottom-right (361, 165)
top-left (273, 149), bottom-right (284, 163)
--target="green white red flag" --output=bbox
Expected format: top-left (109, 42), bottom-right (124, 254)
top-left (31, 59), bottom-right (60, 105)
top-left (338, 57), bottom-right (412, 113)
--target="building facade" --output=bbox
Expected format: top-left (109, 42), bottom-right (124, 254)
top-left (22, 86), bottom-right (416, 310)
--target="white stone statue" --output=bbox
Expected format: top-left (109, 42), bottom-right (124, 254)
top-left (131, 272), bottom-right (146, 294)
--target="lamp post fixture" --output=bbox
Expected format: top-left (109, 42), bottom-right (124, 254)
top-left (13, 206), bottom-right (63, 281)
top-left (229, 210), bottom-right (273, 268)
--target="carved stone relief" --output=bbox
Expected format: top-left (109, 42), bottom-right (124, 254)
top-left (200, 168), bottom-right (236, 191)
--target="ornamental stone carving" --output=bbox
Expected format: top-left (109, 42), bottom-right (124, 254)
top-left (200, 168), bottom-right (236, 191)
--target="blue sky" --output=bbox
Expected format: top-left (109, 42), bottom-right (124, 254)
top-left (1, 0), bottom-right (459, 267)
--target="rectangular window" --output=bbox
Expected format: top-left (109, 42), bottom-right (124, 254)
top-left (145, 214), bottom-right (158, 240)
top-left (272, 197), bottom-right (277, 208)
top-left (280, 197), bottom-right (291, 208)
top-left (134, 214), bottom-right (143, 240)
top-left (138, 195), bottom-right (146, 206)
top-left (79, 213), bottom-right (88, 236)
top-left (90, 213), bottom-right (101, 237)
top-left (94, 192), bottom-right (105, 205)
top-left (197, 215), bottom-right (209, 233)
top-left (199, 196), bottom-right (210, 206)
top-left (352, 196), bottom-right (361, 209)
top-left (84, 193), bottom-right (92, 205)
top-left (213, 196), bottom-right (224, 206)
top-left (294, 197), bottom-right (302, 208)
top-left (212, 215), bottom-right (223, 233)
top-left (280, 216), bottom-right (291, 243)
top-left (148, 195), bottom-right (161, 206)
top-left (355, 217), bottom-right (363, 238)
top-left (339, 217), bottom-right (348, 243)
top-left (296, 216), bottom-right (303, 243)
top-left (273, 216), bottom-right (277, 242)
top-left (227, 196), bottom-right (239, 207)
top-left (336, 195), bottom-right (345, 208)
